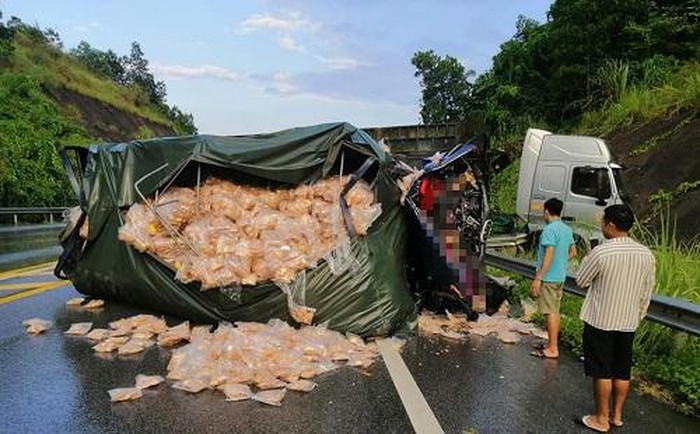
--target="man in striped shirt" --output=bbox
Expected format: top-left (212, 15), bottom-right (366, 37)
top-left (576, 205), bottom-right (656, 433)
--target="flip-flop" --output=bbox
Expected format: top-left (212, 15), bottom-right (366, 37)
top-left (529, 349), bottom-right (558, 359)
top-left (609, 419), bottom-right (624, 427)
top-left (581, 415), bottom-right (609, 433)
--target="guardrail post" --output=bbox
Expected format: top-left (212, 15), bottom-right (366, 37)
top-left (13, 214), bottom-right (18, 225)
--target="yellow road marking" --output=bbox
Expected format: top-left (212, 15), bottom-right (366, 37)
top-left (0, 281), bottom-right (57, 291)
top-left (0, 280), bottom-right (69, 305)
top-left (0, 262), bottom-right (56, 281)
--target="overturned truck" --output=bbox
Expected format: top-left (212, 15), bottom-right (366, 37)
top-left (56, 122), bottom-right (491, 336)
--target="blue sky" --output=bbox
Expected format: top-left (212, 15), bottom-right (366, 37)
top-left (0, 0), bottom-right (552, 134)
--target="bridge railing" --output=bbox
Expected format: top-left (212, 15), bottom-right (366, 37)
top-left (0, 207), bottom-right (69, 225)
top-left (484, 251), bottom-right (700, 337)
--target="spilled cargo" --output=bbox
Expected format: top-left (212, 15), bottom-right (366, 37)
top-left (55, 122), bottom-right (416, 336)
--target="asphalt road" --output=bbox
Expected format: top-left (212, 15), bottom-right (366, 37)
top-left (0, 272), bottom-right (698, 434)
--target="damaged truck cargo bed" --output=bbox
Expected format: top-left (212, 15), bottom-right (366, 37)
top-left (55, 122), bottom-right (495, 336)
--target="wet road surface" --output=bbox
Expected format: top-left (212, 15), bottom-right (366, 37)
top-left (0, 270), bottom-right (698, 434)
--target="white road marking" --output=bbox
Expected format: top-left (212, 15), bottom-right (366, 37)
top-left (377, 339), bottom-right (445, 434)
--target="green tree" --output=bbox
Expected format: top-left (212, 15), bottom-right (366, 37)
top-left (647, 0), bottom-right (700, 61)
top-left (168, 105), bottom-right (197, 135)
top-left (411, 50), bottom-right (475, 124)
top-left (71, 41), bottom-right (127, 84)
top-left (125, 41), bottom-right (166, 106)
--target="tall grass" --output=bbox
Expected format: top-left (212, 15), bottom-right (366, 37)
top-left (577, 62), bottom-right (700, 136)
top-left (489, 158), bottom-right (519, 214)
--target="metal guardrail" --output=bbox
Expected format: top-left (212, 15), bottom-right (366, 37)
top-left (484, 251), bottom-right (700, 337)
top-left (0, 207), bottom-right (69, 224)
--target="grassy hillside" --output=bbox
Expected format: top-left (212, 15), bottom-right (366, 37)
top-left (0, 20), bottom-right (191, 208)
top-left (9, 31), bottom-right (175, 128)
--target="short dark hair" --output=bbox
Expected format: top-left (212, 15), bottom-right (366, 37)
top-left (544, 198), bottom-right (564, 216)
top-left (604, 205), bottom-right (635, 231)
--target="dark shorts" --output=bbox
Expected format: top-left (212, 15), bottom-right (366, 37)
top-left (583, 323), bottom-right (635, 380)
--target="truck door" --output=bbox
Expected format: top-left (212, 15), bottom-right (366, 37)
top-left (530, 164), bottom-right (567, 223)
top-left (565, 166), bottom-right (612, 230)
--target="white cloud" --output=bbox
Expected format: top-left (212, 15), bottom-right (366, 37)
top-left (238, 12), bottom-right (312, 34)
top-left (315, 55), bottom-right (365, 71)
top-left (278, 36), bottom-right (305, 52)
top-left (151, 64), bottom-right (240, 81)
top-left (268, 73), bottom-right (299, 94)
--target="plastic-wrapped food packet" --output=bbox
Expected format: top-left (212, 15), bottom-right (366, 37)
top-left (221, 383), bottom-right (253, 401)
top-left (172, 378), bottom-right (208, 393)
top-left (108, 387), bottom-right (143, 403)
top-left (157, 321), bottom-right (191, 347)
top-left (135, 374), bottom-right (165, 389)
top-left (22, 318), bottom-right (52, 335)
top-left (86, 328), bottom-right (111, 341)
top-left (252, 388), bottom-right (286, 406)
top-left (93, 336), bottom-right (129, 353)
top-left (84, 299), bottom-right (105, 309)
top-left (65, 322), bottom-right (93, 336)
top-left (286, 380), bottom-right (317, 393)
top-left (118, 339), bottom-right (150, 355)
top-left (65, 297), bottom-right (85, 306)
top-left (152, 187), bottom-right (196, 229)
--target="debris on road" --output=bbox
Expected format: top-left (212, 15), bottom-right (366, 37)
top-left (82, 313), bottom-right (384, 406)
top-left (418, 311), bottom-right (546, 346)
top-left (93, 336), bottom-right (129, 353)
top-left (252, 388), bottom-right (287, 407)
top-left (84, 299), bottom-right (105, 309)
top-left (64, 322), bottom-right (93, 336)
top-left (286, 379), bottom-right (317, 393)
top-left (157, 321), bottom-right (191, 347)
top-left (65, 297), bottom-right (85, 306)
top-left (108, 387), bottom-right (143, 403)
top-left (22, 318), bottom-right (52, 335)
top-left (135, 374), bottom-right (164, 389)
top-left (222, 383), bottom-right (253, 401)
top-left (85, 328), bottom-right (111, 341)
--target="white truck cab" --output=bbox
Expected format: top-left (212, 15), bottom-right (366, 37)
top-left (516, 128), bottom-right (627, 250)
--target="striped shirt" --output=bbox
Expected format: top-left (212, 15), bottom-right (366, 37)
top-left (576, 237), bottom-right (656, 332)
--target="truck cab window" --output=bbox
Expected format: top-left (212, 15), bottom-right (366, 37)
top-left (571, 167), bottom-right (610, 199)
top-left (612, 168), bottom-right (627, 200)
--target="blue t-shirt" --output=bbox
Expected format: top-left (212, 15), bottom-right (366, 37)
top-left (537, 219), bottom-right (574, 283)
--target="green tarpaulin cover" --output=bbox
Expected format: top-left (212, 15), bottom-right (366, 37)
top-left (57, 122), bottom-right (416, 336)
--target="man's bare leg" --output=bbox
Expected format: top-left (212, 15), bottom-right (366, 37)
top-left (544, 313), bottom-right (560, 357)
top-left (611, 379), bottom-right (630, 426)
top-left (585, 378), bottom-right (612, 431)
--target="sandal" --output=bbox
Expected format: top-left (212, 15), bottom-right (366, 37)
top-left (609, 419), bottom-right (624, 427)
top-left (581, 415), bottom-right (609, 433)
top-left (529, 349), bottom-right (558, 359)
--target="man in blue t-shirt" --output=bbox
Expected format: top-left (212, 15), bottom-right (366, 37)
top-left (531, 198), bottom-right (576, 359)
